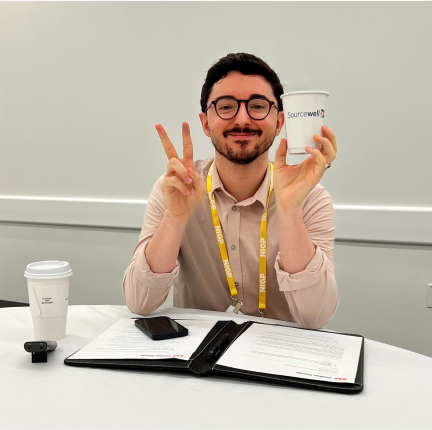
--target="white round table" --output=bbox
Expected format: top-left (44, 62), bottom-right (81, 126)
top-left (1, 305), bottom-right (432, 430)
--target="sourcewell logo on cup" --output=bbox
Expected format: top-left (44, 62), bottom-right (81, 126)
top-left (286, 109), bottom-right (325, 119)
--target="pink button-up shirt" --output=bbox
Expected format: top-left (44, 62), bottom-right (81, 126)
top-left (123, 158), bottom-right (338, 328)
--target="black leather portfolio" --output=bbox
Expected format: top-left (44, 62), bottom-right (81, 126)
top-left (64, 319), bottom-right (364, 394)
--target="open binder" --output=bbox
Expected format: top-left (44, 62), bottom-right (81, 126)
top-left (64, 319), bottom-right (364, 394)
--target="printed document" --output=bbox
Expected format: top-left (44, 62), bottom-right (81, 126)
top-left (217, 324), bottom-right (362, 383)
top-left (71, 319), bottom-right (217, 361)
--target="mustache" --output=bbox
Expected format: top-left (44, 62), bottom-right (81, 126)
top-left (223, 127), bottom-right (262, 138)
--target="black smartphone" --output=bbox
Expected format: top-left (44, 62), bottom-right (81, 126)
top-left (135, 317), bottom-right (189, 340)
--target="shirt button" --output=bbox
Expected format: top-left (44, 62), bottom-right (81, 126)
top-left (232, 206), bottom-right (236, 211)
top-left (231, 245), bottom-right (236, 251)
top-left (235, 282), bottom-right (239, 287)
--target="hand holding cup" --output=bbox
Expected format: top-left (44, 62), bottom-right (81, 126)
top-left (273, 125), bottom-right (338, 212)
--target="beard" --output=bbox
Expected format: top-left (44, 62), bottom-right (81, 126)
top-left (210, 127), bottom-right (276, 165)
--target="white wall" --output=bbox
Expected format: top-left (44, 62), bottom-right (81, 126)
top-left (1, 2), bottom-right (431, 357)
top-left (1, 2), bottom-right (432, 204)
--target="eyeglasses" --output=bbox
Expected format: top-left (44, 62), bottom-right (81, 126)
top-left (204, 96), bottom-right (279, 120)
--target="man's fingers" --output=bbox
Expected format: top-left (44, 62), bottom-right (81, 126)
top-left (167, 158), bottom-right (192, 185)
top-left (274, 139), bottom-right (288, 169)
top-left (313, 134), bottom-right (336, 164)
top-left (322, 125), bottom-right (338, 153)
top-left (182, 122), bottom-right (194, 162)
top-left (188, 168), bottom-right (206, 196)
top-left (305, 146), bottom-right (327, 169)
top-left (165, 176), bottom-right (190, 195)
top-left (155, 124), bottom-right (179, 160)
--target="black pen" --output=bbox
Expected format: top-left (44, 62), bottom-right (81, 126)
top-left (206, 333), bottom-right (229, 362)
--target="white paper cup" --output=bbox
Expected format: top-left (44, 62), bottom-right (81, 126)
top-left (281, 91), bottom-right (329, 155)
top-left (24, 261), bottom-right (72, 340)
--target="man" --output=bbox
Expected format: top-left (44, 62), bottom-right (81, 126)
top-left (123, 53), bottom-right (338, 329)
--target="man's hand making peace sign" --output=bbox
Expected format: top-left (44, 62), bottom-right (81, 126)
top-left (155, 122), bottom-right (206, 220)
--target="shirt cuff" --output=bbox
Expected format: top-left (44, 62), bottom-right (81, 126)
top-left (134, 241), bottom-right (180, 289)
top-left (275, 244), bottom-right (328, 292)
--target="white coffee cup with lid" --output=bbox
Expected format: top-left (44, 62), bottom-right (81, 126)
top-left (281, 91), bottom-right (329, 155)
top-left (24, 261), bottom-right (72, 340)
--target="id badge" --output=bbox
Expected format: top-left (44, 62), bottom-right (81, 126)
top-left (226, 302), bottom-right (243, 314)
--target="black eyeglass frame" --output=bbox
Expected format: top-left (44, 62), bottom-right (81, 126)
top-left (204, 96), bottom-right (280, 121)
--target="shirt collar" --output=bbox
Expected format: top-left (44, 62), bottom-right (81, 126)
top-left (210, 159), bottom-right (272, 208)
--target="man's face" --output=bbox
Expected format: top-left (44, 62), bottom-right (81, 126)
top-left (199, 70), bottom-right (284, 165)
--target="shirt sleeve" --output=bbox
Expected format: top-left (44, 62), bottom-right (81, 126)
top-left (274, 186), bottom-right (338, 329)
top-left (122, 175), bottom-right (180, 316)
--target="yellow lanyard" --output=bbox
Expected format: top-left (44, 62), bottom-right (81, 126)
top-left (207, 162), bottom-right (273, 314)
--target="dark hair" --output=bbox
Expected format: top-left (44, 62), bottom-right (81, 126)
top-left (200, 53), bottom-right (284, 113)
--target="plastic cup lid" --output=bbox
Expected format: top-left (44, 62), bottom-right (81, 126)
top-left (281, 91), bottom-right (329, 97)
top-left (24, 261), bottom-right (73, 279)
